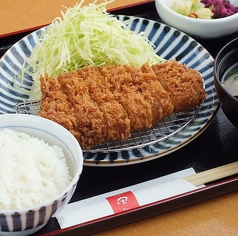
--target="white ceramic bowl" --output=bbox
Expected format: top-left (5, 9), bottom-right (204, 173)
top-left (0, 114), bottom-right (83, 236)
top-left (155, 0), bottom-right (238, 39)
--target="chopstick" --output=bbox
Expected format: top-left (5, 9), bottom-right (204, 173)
top-left (184, 161), bottom-right (238, 186)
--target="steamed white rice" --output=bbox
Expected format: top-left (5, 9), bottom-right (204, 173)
top-left (0, 128), bottom-right (72, 210)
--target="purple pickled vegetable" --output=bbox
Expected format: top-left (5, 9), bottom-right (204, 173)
top-left (201, 0), bottom-right (238, 18)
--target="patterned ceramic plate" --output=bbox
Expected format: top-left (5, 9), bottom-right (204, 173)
top-left (0, 15), bottom-right (218, 166)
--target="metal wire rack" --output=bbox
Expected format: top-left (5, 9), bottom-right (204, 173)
top-left (14, 100), bottom-right (199, 152)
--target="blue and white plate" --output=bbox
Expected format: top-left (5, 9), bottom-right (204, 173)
top-left (0, 15), bottom-right (218, 166)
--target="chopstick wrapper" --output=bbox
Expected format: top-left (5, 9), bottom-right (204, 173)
top-left (56, 168), bottom-right (202, 229)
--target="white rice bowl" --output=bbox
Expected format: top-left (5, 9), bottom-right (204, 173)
top-left (0, 114), bottom-right (83, 236)
top-left (0, 128), bottom-right (72, 210)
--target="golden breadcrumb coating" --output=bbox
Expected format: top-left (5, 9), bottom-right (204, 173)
top-left (38, 76), bottom-right (80, 141)
top-left (39, 60), bottom-right (206, 149)
top-left (58, 73), bottom-right (108, 149)
top-left (78, 66), bottom-right (131, 142)
top-left (152, 60), bottom-right (206, 112)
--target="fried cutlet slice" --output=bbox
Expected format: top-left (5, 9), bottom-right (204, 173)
top-left (38, 76), bottom-right (80, 141)
top-left (99, 64), bottom-right (153, 131)
top-left (73, 93), bottom-right (107, 149)
top-left (78, 66), bottom-right (131, 142)
top-left (58, 74), bottom-right (107, 149)
top-left (152, 60), bottom-right (206, 113)
top-left (124, 63), bottom-right (174, 125)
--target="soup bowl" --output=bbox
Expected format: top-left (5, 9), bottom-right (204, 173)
top-left (213, 37), bottom-right (238, 128)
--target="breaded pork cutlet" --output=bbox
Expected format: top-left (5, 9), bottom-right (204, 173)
top-left (39, 60), bottom-right (206, 150)
top-left (99, 64), bottom-right (153, 131)
top-left (124, 63), bottom-right (174, 125)
top-left (58, 73), bottom-right (108, 149)
top-left (78, 66), bottom-right (131, 142)
top-left (38, 76), bottom-right (80, 141)
top-left (152, 60), bottom-right (206, 112)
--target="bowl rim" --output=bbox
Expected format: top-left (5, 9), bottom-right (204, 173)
top-left (155, 0), bottom-right (238, 23)
top-left (0, 114), bottom-right (83, 214)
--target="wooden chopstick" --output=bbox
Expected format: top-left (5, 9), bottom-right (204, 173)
top-left (184, 161), bottom-right (238, 186)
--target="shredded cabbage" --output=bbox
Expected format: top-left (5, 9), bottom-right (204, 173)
top-left (23, 0), bottom-right (163, 92)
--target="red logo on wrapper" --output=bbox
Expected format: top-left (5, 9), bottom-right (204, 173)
top-left (106, 191), bottom-right (140, 213)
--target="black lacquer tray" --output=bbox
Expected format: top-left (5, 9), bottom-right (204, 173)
top-left (1, 2), bottom-right (238, 235)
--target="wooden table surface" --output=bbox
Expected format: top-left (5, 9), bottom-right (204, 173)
top-left (0, 0), bottom-right (149, 37)
top-left (1, 1), bottom-right (238, 236)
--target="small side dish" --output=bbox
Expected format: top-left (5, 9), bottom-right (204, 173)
top-left (155, 0), bottom-right (238, 38)
top-left (170, 0), bottom-right (238, 19)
